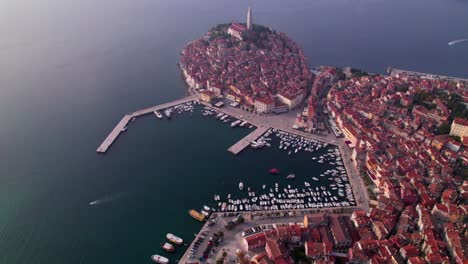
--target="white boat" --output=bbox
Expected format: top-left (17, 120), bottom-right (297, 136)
top-left (231, 120), bottom-right (242, 127)
top-left (240, 121), bottom-right (247, 127)
top-left (151, 255), bottom-right (169, 264)
top-left (203, 205), bottom-right (211, 211)
top-left (121, 126), bottom-right (128, 132)
top-left (312, 177), bottom-right (319, 181)
top-left (286, 174), bottom-right (296, 180)
top-left (154, 110), bottom-right (163, 119)
top-left (239, 182), bottom-right (244, 190)
top-left (164, 109), bottom-right (171, 119)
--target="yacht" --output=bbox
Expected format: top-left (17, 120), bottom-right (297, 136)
top-left (239, 182), bottom-right (244, 191)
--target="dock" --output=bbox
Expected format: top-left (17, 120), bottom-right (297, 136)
top-left (228, 126), bottom-right (269, 155)
top-left (96, 95), bottom-right (196, 153)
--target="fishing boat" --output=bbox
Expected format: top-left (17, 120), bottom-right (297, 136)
top-left (188, 209), bottom-right (205, 222)
top-left (166, 233), bottom-right (183, 245)
top-left (269, 168), bottom-right (280, 174)
top-left (161, 242), bottom-right (175, 252)
top-left (151, 255), bottom-right (169, 264)
top-left (154, 110), bottom-right (163, 119)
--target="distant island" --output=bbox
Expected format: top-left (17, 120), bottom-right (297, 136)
top-left (179, 5), bottom-right (312, 114)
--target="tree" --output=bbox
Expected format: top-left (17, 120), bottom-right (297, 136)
top-left (437, 122), bottom-right (451, 135)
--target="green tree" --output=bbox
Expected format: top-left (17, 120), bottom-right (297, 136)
top-left (437, 122), bottom-right (451, 135)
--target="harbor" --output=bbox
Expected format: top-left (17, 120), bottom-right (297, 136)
top-left (95, 97), bottom-right (369, 263)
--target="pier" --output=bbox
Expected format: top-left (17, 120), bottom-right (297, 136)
top-left (227, 126), bottom-right (269, 155)
top-left (96, 95), bottom-right (196, 153)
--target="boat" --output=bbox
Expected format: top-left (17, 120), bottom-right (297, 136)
top-left (151, 255), bottom-right (169, 263)
top-left (164, 109), bottom-right (171, 119)
top-left (312, 177), bottom-right (319, 181)
top-left (161, 242), bottom-right (175, 252)
top-left (201, 210), bottom-right (210, 217)
top-left (166, 233), bottom-right (183, 245)
top-left (269, 168), bottom-right (280, 174)
top-left (239, 182), bottom-right (244, 190)
top-left (231, 120), bottom-right (242, 127)
top-left (121, 126), bottom-right (128, 132)
top-left (203, 205), bottom-right (211, 211)
top-left (188, 209), bottom-right (205, 222)
top-left (286, 174), bottom-right (295, 180)
top-left (154, 110), bottom-right (163, 119)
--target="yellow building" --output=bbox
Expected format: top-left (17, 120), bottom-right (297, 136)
top-left (200, 90), bottom-right (215, 103)
top-left (450, 118), bottom-right (468, 138)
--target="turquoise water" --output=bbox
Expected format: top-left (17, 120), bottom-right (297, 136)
top-left (0, 0), bottom-right (467, 263)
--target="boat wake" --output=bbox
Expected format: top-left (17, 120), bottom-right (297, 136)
top-left (448, 38), bottom-right (468, 46)
top-left (89, 192), bottom-right (125, 206)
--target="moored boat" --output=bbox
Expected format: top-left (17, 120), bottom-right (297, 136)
top-left (151, 254), bottom-right (169, 264)
top-left (239, 182), bottom-right (244, 190)
top-left (164, 109), bottom-right (172, 119)
top-left (231, 120), bottom-right (241, 127)
top-left (161, 242), bottom-right (175, 252)
top-left (154, 110), bottom-right (163, 119)
top-left (166, 233), bottom-right (183, 245)
top-left (188, 209), bottom-right (205, 222)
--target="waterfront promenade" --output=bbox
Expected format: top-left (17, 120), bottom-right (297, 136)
top-left (96, 95), bottom-right (196, 153)
top-left (389, 67), bottom-right (468, 83)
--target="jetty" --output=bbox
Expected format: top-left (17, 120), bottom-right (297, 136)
top-left (96, 95), bottom-right (196, 153)
top-left (228, 126), bottom-right (269, 155)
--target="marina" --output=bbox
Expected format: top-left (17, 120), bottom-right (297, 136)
top-left (93, 98), bottom-right (364, 263)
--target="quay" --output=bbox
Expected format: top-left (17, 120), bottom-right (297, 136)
top-left (227, 126), bottom-right (269, 154)
top-left (96, 95), bottom-right (196, 153)
top-left (389, 67), bottom-right (468, 83)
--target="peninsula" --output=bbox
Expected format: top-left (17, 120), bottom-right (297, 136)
top-left (179, 8), bottom-right (312, 114)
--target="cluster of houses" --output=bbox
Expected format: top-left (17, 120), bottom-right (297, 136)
top-left (314, 71), bottom-right (468, 263)
top-left (239, 213), bottom-right (356, 264)
top-left (179, 22), bottom-right (312, 113)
